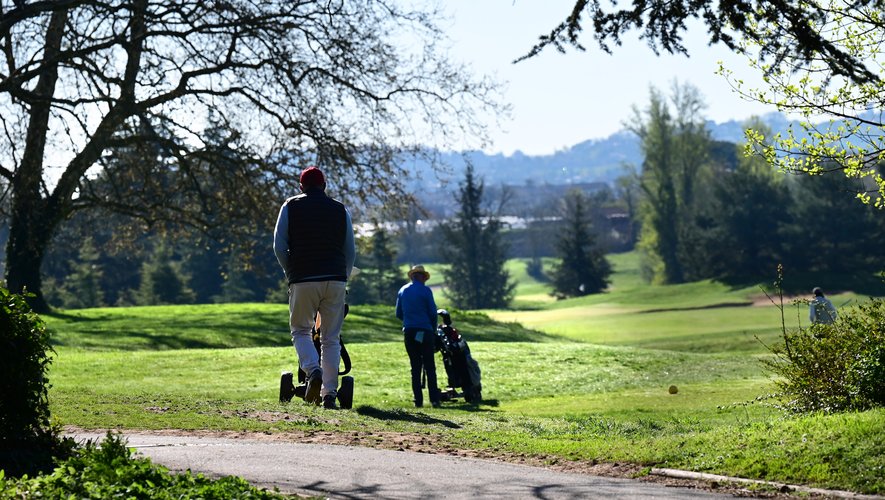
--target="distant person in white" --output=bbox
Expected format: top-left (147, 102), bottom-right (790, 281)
top-left (809, 287), bottom-right (838, 325)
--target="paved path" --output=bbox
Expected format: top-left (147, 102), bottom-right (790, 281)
top-left (72, 433), bottom-right (732, 499)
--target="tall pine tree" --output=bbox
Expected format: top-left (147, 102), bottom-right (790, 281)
top-left (368, 225), bottom-right (403, 304)
top-left (550, 190), bottom-right (612, 298)
top-left (137, 243), bottom-right (194, 305)
top-left (631, 82), bottom-right (713, 284)
top-left (440, 165), bottom-right (515, 309)
top-left (348, 223), bottom-right (402, 305)
top-left (57, 237), bottom-right (105, 309)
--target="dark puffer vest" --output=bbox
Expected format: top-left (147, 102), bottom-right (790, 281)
top-left (285, 189), bottom-right (347, 284)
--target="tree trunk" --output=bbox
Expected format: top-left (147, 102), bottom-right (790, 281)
top-left (657, 186), bottom-right (685, 285)
top-left (3, 9), bottom-right (69, 314)
top-left (5, 202), bottom-right (56, 313)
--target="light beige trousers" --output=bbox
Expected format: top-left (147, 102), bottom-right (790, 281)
top-left (288, 280), bottom-right (347, 397)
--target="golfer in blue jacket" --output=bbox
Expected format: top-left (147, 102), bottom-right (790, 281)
top-left (395, 265), bottom-right (441, 408)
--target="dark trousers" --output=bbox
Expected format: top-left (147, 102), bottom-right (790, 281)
top-left (403, 328), bottom-right (439, 406)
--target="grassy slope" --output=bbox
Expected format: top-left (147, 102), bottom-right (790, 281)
top-left (45, 303), bottom-right (558, 350)
top-left (490, 253), bottom-right (860, 353)
top-left (43, 252), bottom-right (884, 494)
top-left (49, 342), bottom-right (884, 493)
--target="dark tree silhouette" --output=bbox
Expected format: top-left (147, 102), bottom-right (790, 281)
top-left (440, 164), bottom-right (515, 309)
top-left (550, 189), bottom-right (611, 298)
top-left (349, 222), bottom-right (402, 306)
top-left (0, 1), bottom-right (501, 311)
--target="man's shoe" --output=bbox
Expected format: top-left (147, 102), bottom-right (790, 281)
top-left (304, 369), bottom-right (322, 405)
top-left (431, 401), bottom-right (441, 408)
top-left (323, 394), bottom-right (338, 410)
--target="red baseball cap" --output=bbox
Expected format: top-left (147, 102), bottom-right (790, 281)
top-left (299, 166), bottom-right (325, 188)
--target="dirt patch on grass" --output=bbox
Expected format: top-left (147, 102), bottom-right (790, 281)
top-left (144, 406), bottom-right (172, 413)
top-left (749, 293), bottom-right (806, 307)
top-left (216, 409), bottom-right (316, 424)
top-left (67, 426), bottom-right (805, 498)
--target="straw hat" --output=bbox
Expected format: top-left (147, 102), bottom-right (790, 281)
top-left (408, 265), bottom-right (430, 280)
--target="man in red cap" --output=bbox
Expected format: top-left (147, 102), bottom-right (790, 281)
top-left (274, 166), bottom-right (355, 409)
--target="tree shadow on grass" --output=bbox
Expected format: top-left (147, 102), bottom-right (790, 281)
top-left (44, 311), bottom-right (111, 322)
top-left (720, 272), bottom-right (885, 297)
top-left (355, 406), bottom-right (462, 428)
top-left (47, 329), bottom-right (263, 350)
top-left (441, 314), bottom-right (561, 343)
top-left (637, 301), bottom-right (752, 314)
top-left (438, 399), bottom-right (500, 413)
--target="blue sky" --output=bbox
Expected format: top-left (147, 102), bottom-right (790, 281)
top-left (444, 1), bottom-right (777, 155)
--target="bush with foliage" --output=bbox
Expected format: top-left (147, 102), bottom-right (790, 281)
top-left (0, 432), bottom-right (284, 499)
top-left (0, 286), bottom-right (73, 476)
top-left (764, 297), bottom-right (885, 413)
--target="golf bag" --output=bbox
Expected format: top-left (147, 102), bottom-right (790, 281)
top-left (435, 309), bottom-right (482, 403)
top-left (279, 306), bottom-right (354, 409)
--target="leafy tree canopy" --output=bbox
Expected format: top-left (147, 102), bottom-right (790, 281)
top-left (630, 82), bottom-right (713, 284)
top-left (522, 0), bottom-right (879, 84)
top-left (718, 0), bottom-right (885, 207)
top-left (0, 0), bottom-right (503, 311)
top-left (528, 0), bottom-right (885, 207)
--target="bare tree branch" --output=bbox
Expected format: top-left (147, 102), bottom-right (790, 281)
top-left (1, 0), bottom-right (504, 309)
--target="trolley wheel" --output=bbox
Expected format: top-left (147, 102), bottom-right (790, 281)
top-left (279, 371), bottom-right (296, 402)
top-left (337, 376), bottom-right (354, 409)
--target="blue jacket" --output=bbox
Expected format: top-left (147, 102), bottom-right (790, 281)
top-left (395, 279), bottom-right (437, 331)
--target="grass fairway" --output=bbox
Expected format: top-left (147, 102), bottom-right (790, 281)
top-left (489, 304), bottom-right (785, 352)
top-left (488, 254), bottom-right (859, 354)
top-left (44, 252), bottom-right (885, 494)
top-left (46, 303), bottom-right (558, 349)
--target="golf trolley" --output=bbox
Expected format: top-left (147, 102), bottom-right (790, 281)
top-left (435, 309), bottom-right (482, 404)
top-left (279, 306), bottom-right (355, 409)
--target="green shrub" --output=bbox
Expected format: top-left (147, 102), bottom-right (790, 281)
top-left (764, 298), bottom-right (885, 413)
top-left (0, 286), bottom-right (72, 476)
top-left (0, 432), bottom-right (284, 499)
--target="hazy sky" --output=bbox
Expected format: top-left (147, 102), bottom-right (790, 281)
top-left (443, 1), bottom-right (778, 156)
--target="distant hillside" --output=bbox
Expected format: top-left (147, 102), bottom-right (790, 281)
top-left (406, 111), bottom-right (798, 190)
